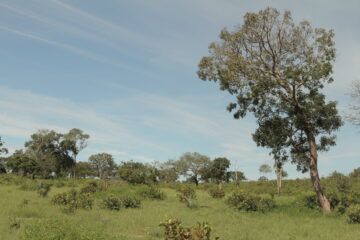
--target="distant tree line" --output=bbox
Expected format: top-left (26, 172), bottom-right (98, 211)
top-left (0, 130), bottom-right (246, 185)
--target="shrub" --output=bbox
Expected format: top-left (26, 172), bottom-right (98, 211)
top-left (226, 191), bottom-right (276, 212)
top-left (140, 186), bottom-right (166, 200)
top-left (177, 186), bottom-right (197, 208)
top-left (347, 204), bottom-right (360, 223)
top-left (52, 189), bottom-right (93, 213)
top-left (37, 183), bottom-right (52, 197)
top-left (55, 181), bottom-right (65, 188)
top-left (121, 196), bottom-right (141, 208)
top-left (101, 195), bottom-right (121, 211)
top-left (209, 188), bottom-right (225, 199)
top-left (160, 218), bottom-right (218, 240)
top-left (80, 184), bottom-right (98, 195)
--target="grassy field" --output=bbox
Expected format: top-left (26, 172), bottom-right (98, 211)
top-left (0, 177), bottom-right (359, 240)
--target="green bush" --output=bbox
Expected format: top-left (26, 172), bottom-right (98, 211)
top-left (121, 196), bottom-right (141, 208)
top-left (209, 188), bottom-right (225, 199)
top-left (21, 218), bottom-right (108, 240)
top-left (347, 204), bottom-right (360, 223)
top-left (226, 191), bottom-right (276, 212)
top-left (177, 185), bottom-right (197, 208)
top-left (140, 186), bottom-right (166, 200)
top-left (52, 189), bottom-right (93, 212)
top-left (160, 218), bottom-right (218, 240)
top-left (37, 183), bottom-right (52, 197)
top-left (101, 195), bottom-right (121, 211)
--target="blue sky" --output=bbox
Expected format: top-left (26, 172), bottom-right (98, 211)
top-left (0, 0), bottom-right (359, 180)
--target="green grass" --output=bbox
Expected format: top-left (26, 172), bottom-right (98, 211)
top-left (0, 178), bottom-right (359, 240)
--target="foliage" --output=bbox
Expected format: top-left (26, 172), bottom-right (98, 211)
top-left (37, 182), bottom-right (52, 197)
top-left (155, 160), bottom-right (179, 183)
top-left (209, 188), bottom-right (225, 199)
top-left (5, 150), bottom-right (41, 177)
top-left (140, 186), bottom-right (166, 200)
top-left (175, 152), bottom-right (211, 185)
top-left (160, 219), bottom-right (218, 240)
top-left (202, 157), bottom-right (230, 183)
top-left (118, 161), bottom-right (158, 184)
top-left (349, 167), bottom-right (360, 178)
top-left (225, 171), bottom-right (246, 183)
top-left (89, 153), bottom-right (116, 179)
top-left (121, 196), bottom-right (141, 208)
top-left (347, 204), bottom-right (360, 224)
top-left (177, 185), bottom-right (197, 208)
top-left (101, 195), bottom-right (121, 211)
top-left (75, 162), bottom-right (93, 179)
top-left (52, 189), bottom-right (93, 212)
top-left (226, 191), bottom-right (276, 212)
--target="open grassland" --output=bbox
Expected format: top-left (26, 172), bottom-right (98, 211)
top-left (0, 176), bottom-right (360, 240)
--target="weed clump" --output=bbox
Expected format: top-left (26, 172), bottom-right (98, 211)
top-left (121, 196), bottom-right (141, 208)
top-left (209, 188), bottom-right (225, 199)
top-left (52, 189), bottom-right (93, 213)
top-left (160, 218), bottom-right (219, 240)
top-left (347, 204), bottom-right (360, 223)
top-left (101, 195), bottom-right (121, 211)
top-left (226, 190), bottom-right (276, 212)
top-left (140, 186), bottom-right (166, 200)
top-left (37, 183), bottom-right (52, 197)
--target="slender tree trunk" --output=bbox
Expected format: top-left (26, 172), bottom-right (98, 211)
top-left (276, 168), bottom-right (282, 194)
top-left (306, 130), bottom-right (331, 213)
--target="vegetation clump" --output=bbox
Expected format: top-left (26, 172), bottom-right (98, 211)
top-left (209, 188), bottom-right (225, 199)
top-left (52, 189), bottom-right (93, 212)
top-left (121, 196), bottom-right (141, 208)
top-left (101, 195), bottom-right (121, 211)
top-left (140, 186), bottom-right (166, 200)
top-left (37, 182), bottom-right (52, 197)
top-left (347, 204), bottom-right (360, 224)
top-left (160, 218), bottom-right (218, 240)
top-left (177, 185), bottom-right (197, 208)
top-left (226, 191), bottom-right (276, 212)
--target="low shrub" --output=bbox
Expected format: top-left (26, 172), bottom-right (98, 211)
top-left (177, 186), bottom-right (197, 209)
top-left (226, 191), bottom-right (276, 212)
top-left (140, 186), bottom-right (166, 200)
top-left (347, 204), bottom-right (360, 223)
top-left (101, 195), bottom-right (121, 211)
top-left (209, 188), bottom-right (225, 199)
top-left (37, 183), bottom-right (52, 197)
top-left (52, 189), bottom-right (93, 213)
top-left (54, 181), bottom-right (65, 188)
top-left (160, 218), bottom-right (219, 240)
top-left (121, 196), bottom-right (141, 208)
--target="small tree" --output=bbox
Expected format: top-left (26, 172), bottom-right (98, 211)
top-left (118, 161), bottom-right (158, 184)
top-left (198, 7), bottom-right (342, 212)
top-left (89, 153), bottom-right (116, 179)
top-left (175, 152), bottom-right (211, 186)
top-left (6, 150), bottom-right (41, 178)
top-left (259, 164), bottom-right (272, 180)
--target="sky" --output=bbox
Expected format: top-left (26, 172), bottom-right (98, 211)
top-left (0, 0), bottom-right (359, 180)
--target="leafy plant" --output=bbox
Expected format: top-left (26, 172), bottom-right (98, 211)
top-left (37, 182), bottom-right (52, 197)
top-left (177, 185), bottom-right (197, 209)
top-left (160, 218), bottom-right (219, 240)
top-left (121, 196), bottom-right (141, 208)
top-left (209, 188), bottom-right (225, 199)
top-left (101, 195), bottom-right (121, 211)
top-left (347, 204), bottom-right (360, 224)
top-left (226, 191), bottom-right (276, 212)
top-left (140, 186), bottom-right (166, 200)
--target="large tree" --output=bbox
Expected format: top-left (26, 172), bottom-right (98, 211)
top-left (89, 153), bottom-right (116, 179)
top-left (6, 150), bottom-right (41, 178)
top-left (202, 157), bottom-right (231, 184)
top-left (176, 152), bottom-right (211, 186)
top-left (198, 8), bottom-right (342, 212)
top-left (24, 129), bottom-right (89, 177)
top-left (63, 128), bottom-right (90, 178)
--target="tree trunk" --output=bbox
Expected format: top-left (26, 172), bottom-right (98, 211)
top-left (306, 130), bottom-right (331, 213)
top-left (276, 168), bottom-right (282, 194)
